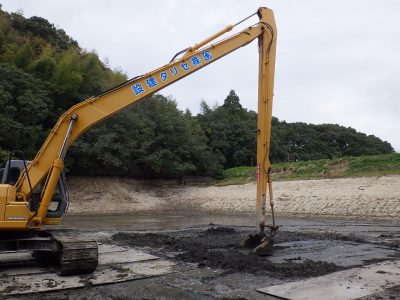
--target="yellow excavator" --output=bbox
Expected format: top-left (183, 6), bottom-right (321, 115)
top-left (0, 7), bottom-right (277, 274)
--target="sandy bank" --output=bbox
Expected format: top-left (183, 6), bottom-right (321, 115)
top-left (66, 175), bottom-right (400, 219)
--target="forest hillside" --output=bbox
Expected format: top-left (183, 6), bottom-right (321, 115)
top-left (0, 6), bottom-right (394, 178)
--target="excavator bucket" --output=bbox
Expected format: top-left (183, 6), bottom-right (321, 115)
top-left (240, 225), bottom-right (279, 256)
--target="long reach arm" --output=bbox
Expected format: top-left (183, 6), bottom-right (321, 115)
top-left (13, 7), bottom-right (276, 230)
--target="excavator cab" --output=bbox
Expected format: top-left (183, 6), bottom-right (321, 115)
top-left (0, 159), bottom-right (97, 276)
top-left (0, 160), bottom-right (69, 219)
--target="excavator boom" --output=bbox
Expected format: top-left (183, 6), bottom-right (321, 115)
top-left (0, 7), bottom-right (277, 274)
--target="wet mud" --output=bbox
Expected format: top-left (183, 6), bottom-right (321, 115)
top-left (111, 227), bottom-right (369, 279)
top-left (5, 216), bottom-right (399, 300)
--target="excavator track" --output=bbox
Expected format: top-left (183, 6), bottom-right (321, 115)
top-left (51, 235), bottom-right (98, 276)
top-left (1, 231), bottom-right (98, 276)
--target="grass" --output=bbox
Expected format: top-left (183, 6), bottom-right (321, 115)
top-left (217, 153), bottom-right (400, 186)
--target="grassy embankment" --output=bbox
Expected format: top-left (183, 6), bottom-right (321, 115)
top-left (218, 153), bottom-right (400, 186)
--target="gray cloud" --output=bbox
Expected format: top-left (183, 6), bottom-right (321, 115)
top-left (2, 0), bottom-right (399, 150)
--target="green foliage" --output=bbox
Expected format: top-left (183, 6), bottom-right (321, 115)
top-left (270, 121), bottom-right (394, 162)
top-left (220, 153), bottom-right (400, 185)
top-left (28, 55), bottom-right (56, 80)
top-left (217, 166), bottom-right (256, 185)
top-left (10, 13), bottom-right (77, 49)
top-left (346, 153), bottom-right (400, 176)
top-left (15, 42), bottom-right (34, 69)
top-left (66, 94), bottom-right (223, 177)
top-left (0, 63), bottom-right (52, 157)
top-left (198, 91), bottom-right (393, 170)
top-left (198, 90), bottom-right (257, 168)
top-left (50, 50), bottom-right (84, 107)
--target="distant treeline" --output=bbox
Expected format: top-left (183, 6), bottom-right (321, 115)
top-left (0, 6), bottom-right (394, 178)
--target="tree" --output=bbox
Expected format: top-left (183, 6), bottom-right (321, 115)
top-left (15, 43), bottom-right (34, 69)
top-left (198, 90), bottom-right (257, 168)
top-left (0, 63), bottom-right (52, 158)
top-left (29, 56), bottom-right (56, 80)
top-left (222, 90), bottom-right (243, 114)
top-left (67, 94), bottom-right (222, 178)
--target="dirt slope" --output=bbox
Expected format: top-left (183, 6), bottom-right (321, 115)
top-left (66, 175), bottom-right (400, 219)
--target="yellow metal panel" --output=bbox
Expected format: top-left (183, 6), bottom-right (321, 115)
top-left (0, 185), bottom-right (20, 222)
top-left (256, 8), bottom-right (277, 231)
top-left (35, 158), bottom-right (63, 221)
top-left (0, 184), bottom-right (8, 221)
top-left (6, 184), bottom-right (16, 204)
top-left (4, 202), bottom-right (31, 223)
top-left (0, 185), bottom-right (34, 229)
top-left (43, 218), bottom-right (61, 225)
top-left (0, 221), bottom-right (29, 230)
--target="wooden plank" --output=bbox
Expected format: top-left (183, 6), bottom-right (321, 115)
top-left (257, 260), bottom-right (400, 300)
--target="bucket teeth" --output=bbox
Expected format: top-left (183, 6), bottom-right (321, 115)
top-left (240, 225), bottom-right (279, 256)
top-left (253, 238), bottom-right (274, 256)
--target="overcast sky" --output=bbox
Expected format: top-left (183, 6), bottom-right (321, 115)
top-left (2, 0), bottom-right (399, 151)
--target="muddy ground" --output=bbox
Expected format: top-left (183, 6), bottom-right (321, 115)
top-left (2, 175), bottom-right (400, 299)
top-left (112, 228), bottom-right (346, 278)
top-left (5, 214), bottom-right (400, 300)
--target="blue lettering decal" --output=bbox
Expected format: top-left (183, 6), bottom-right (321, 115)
top-left (191, 55), bottom-right (202, 66)
top-left (132, 83), bottom-right (145, 95)
top-left (170, 66), bottom-right (178, 76)
top-left (180, 62), bottom-right (190, 71)
top-left (145, 76), bottom-right (158, 88)
top-left (202, 50), bottom-right (213, 61)
top-left (160, 71), bottom-right (168, 81)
